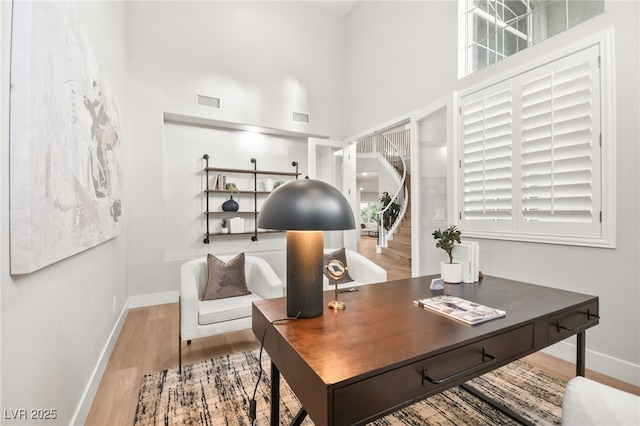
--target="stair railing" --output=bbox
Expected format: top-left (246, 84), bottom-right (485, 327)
top-left (376, 131), bottom-right (408, 248)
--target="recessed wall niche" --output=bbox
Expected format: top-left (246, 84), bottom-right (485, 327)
top-left (161, 114), bottom-right (309, 259)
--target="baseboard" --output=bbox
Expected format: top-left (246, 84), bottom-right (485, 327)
top-left (128, 290), bottom-right (179, 308)
top-left (70, 291), bottom-right (179, 424)
top-left (542, 340), bottom-right (640, 387)
top-left (70, 300), bottom-right (129, 425)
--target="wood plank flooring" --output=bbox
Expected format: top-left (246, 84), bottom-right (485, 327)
top-left (357, 235), bottom-right (411, 281)
top-left (85, 239), bottom-right (639, 425)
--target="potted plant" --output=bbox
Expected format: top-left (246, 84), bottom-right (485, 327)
top-left (432, 225), bottom-right (462, 283)
top-left (379, 191), bottom-right (401, 231)
top-left (220, 218), bottom-right (229, 234)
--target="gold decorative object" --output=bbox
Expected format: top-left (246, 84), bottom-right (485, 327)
top-left (326, 259), bottom-right (347, 310)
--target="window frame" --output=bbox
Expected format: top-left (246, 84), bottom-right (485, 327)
top-left (456, 29), bottom-right (615, 248)
top-left (460, 0), bottom-right (606, 77)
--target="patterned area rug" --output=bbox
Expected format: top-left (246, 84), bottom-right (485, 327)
top-left (135, 350), bottom-right (567, 425)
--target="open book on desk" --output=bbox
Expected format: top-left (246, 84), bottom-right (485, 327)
top-left (414, 295), bottom-right (505, 325)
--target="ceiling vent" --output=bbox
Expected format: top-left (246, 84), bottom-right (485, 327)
top-left (196, 94), bottom-right (221, 109)
top-left (292, 111), bottom-right (310, 124)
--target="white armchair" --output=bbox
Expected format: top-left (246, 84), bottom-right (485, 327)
top-left (179, 255), bottom-right (283, 368)
top-left (323, 248), bottom-right (387, 290)
top-left (562, 376), bottom-right (640, 425)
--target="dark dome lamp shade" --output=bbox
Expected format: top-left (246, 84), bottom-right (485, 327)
top-left (258, 179), bottom-right (355, 318)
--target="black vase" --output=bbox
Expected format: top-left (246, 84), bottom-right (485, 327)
top-left (222, 196), bottom-right (239, 212)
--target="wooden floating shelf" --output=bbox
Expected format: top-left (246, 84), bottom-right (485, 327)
top-left (205, 166), bottom-right (300, 177)
top-left (205, 189), bottom-right (272, 195)
top-left (205, 230), bottom-right (285, 237)
top-left (204, 211), bottom-right (258, 215)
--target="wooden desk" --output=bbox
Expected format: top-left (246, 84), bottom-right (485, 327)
top-left (252, 275), bottom-right (599, 426)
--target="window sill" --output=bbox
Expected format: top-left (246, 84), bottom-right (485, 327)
top-left (461, 229), bottom-right (616, 249)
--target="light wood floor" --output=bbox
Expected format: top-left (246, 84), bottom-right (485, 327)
top-left (86, 238), bottom-right (639, 425)
top-left (357, 235), bottom-right (412, 281)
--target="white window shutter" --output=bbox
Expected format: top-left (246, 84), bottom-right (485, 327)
top-left (460, 80), bottom-right (514, 231)
top-left (520, 45), bottom-right (601, 236)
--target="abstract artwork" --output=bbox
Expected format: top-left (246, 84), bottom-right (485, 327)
top-left (10, 1), bottom-right (122, 274)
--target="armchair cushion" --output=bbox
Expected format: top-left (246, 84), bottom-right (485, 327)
top-left (198, 293), bottom-right (263, 325)
top-left (323, 247), bottom-right (354, 284)
top-left (203, 253), bottom-right (251, 300)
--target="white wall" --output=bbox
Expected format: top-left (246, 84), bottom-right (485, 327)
top-left (361, 192), bottom-right (378, 204)
top-left (125, 2), bottom-right (347, 298)
top-left (358, 156), bottom-right (399, 196)
top-left (0, 1), bottom-right (129, 424)
top-left (345, 1), bottom-right (459, 137)
top-left (345, 1), bottom-right (640, 385)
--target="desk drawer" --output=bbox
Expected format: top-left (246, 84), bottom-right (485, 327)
top-left (332, 324), bottom-right (533, 426)
top-left (547, 301), bottom-right (599, 343)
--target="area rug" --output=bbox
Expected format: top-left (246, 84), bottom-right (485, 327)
top-left (135, 350), bottom-right (567, 425)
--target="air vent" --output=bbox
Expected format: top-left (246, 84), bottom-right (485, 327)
top-left (292, 111), bottom-right (310, 123)
top-left (196, 94), bottom-right (221, 109)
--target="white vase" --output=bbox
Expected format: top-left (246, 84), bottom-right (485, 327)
top-left (263, 179), bottom-right (274, 192)
top-left (440, 261), bottom-right (462, 284)
top-left (230, 217), bottom-right (245, 234)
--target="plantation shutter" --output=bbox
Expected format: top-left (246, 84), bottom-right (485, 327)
top-left (460, 80), bottom-right (513, 231)
top-left (519, 46), bottom-right (601, 235)
top-left (459, 45), bottom-right (603, 240)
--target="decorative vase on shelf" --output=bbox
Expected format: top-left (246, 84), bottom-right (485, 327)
top-left (222, 196), bottom-right (239, 212)
top-left (263, 179), bottom-right (274, 192)
top-left (230, 217), bottom-right (245, 234)
top-left (440, 261), bottom-right (462, 284)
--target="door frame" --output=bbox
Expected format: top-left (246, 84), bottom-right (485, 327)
top-left (308, 138), bottom-right (357, 251)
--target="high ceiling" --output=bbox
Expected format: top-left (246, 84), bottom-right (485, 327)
top-left (306, 1), bottom-right (359, 17)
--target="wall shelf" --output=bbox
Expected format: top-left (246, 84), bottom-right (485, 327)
top-left (205, 166), bottom-right (300, 177)
top-left (205, 189), bottom-right (273, 195)
top-left (205, 211), bottom-right (258, 215)
top-left (205, 230), bottom-right (286, 237)
top-left (202, 154), bottom-right (300, 243)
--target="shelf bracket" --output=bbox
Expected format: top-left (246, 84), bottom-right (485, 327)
top-left (203, 154), bottom-right (210, 244)
top-left (251, 158), bottom-right (259, 241)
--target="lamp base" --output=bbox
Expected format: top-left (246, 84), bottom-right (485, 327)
top-left (286, 231), bottom-right (324, 318)
top-left (328, 300), bottom-right (345, 310)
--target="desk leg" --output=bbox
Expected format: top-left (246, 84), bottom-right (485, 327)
top-left (576, 331), bottom-right (586, 376)
top-left (271, 361), bottom-right (280, 426)
top-left (460, 384), bottom-right (535, 426)
top-left (290, 408), bottom-right (308, 426)
top-left (269, 361), bottom-right (308, 426)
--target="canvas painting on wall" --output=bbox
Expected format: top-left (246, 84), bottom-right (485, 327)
top-left (9, 1), bottom-right (122, 274)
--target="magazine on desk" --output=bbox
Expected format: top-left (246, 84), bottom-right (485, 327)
top-left (414, 295), bottom-right (505, 325)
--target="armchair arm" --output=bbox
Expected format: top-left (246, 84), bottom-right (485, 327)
top-left (180, 259), bottom-right (204, 342)
top-left (345, 250), bottom-right (387, 284)
top-left (245, 256), bottom-right (284, 299)
top-left (562, 376), bottom-right (640, 425)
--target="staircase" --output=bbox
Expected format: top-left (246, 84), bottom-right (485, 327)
top-left (381, 174), bottom-right (411, 267)
top-left (357, 127), bottom-right (412, 268)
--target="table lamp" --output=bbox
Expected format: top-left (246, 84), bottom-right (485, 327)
top-left (258, 178), bottom-right (355, 318)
